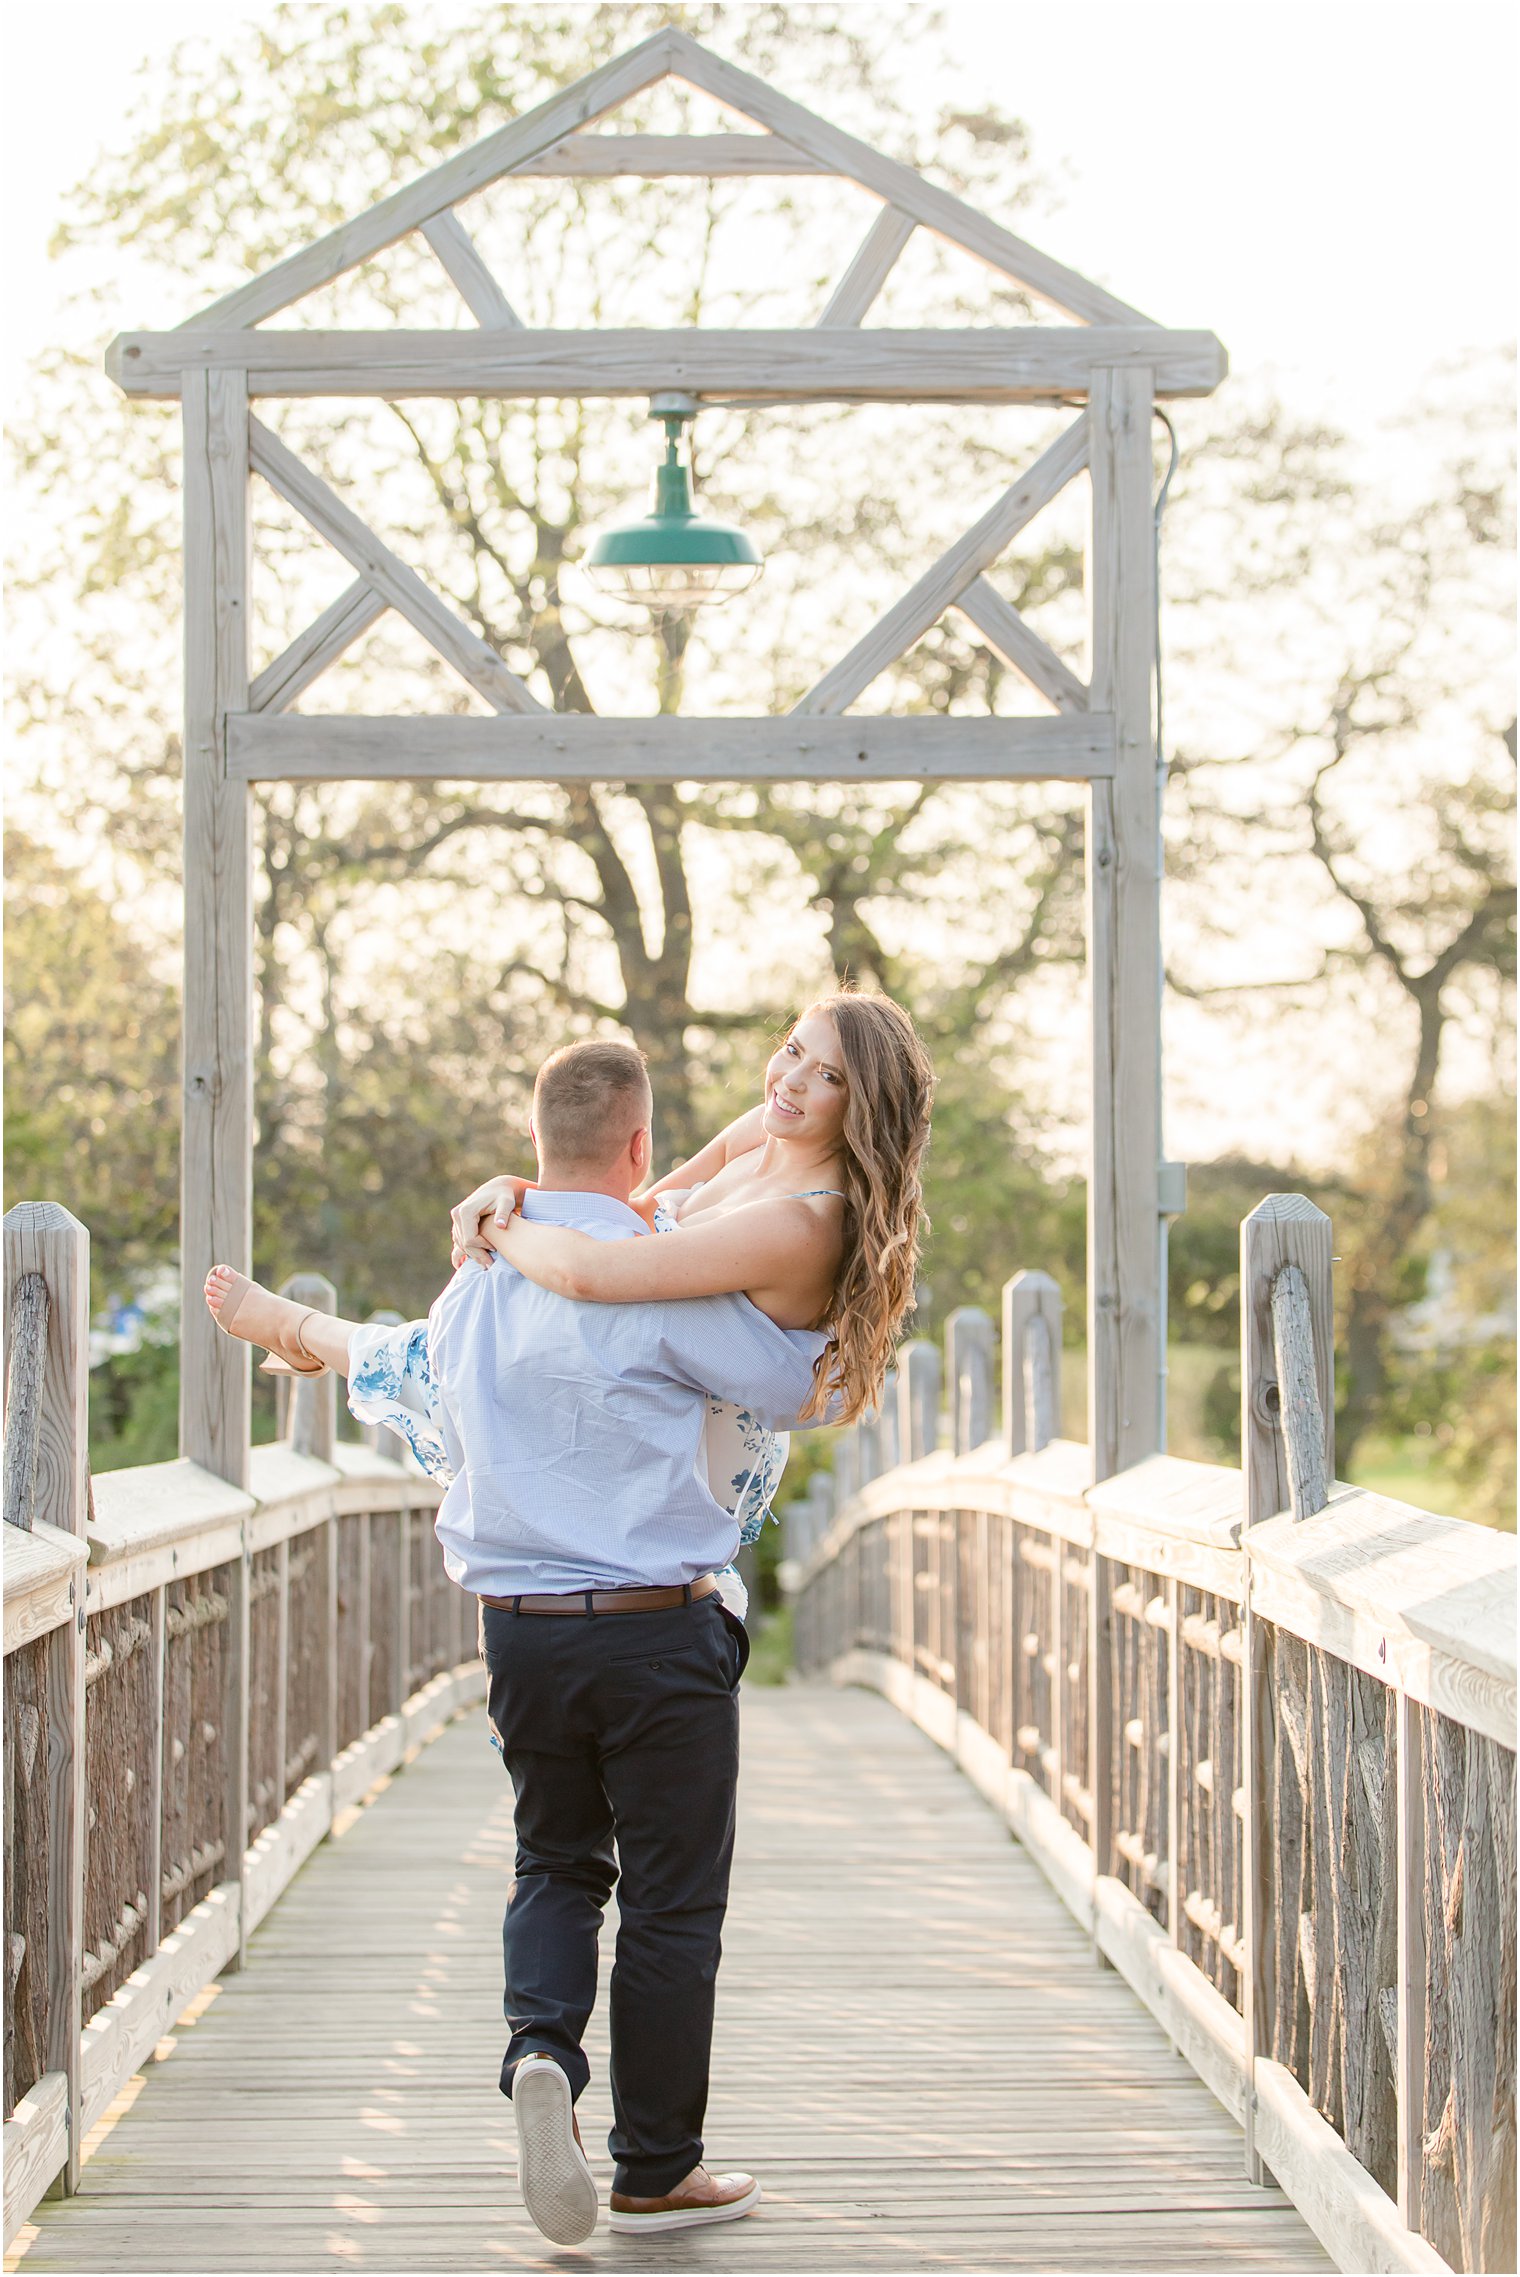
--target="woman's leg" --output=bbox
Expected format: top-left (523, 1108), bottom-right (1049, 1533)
top-left (204, 1265), bottom-right (361, 1376)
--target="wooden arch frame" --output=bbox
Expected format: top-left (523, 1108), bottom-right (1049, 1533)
top-left (106, 26), bottom-right (1226, 1491)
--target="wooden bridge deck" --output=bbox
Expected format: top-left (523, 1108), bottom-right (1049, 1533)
top-left (9, 1685), bottom-right (1331, 2274)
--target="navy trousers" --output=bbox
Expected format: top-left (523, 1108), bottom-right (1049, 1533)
top-left (480, 1593), bottom-right (748, 2196)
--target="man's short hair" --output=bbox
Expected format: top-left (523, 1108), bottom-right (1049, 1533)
top-left (533, 1039), bottom-right (652, 1169)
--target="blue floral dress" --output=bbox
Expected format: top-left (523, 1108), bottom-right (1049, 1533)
top-left (345, 1200), bottom-right (789, 1619)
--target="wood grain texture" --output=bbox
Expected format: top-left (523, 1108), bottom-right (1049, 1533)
top-left (957, 575), bottom-right (1090, 712)
top-left (228, 708), bottom-right (1117, 783)
top-left (2, 1208), bottom-right (89, 1544)
top-left (180, 371), bottom-right (253, 1490)
top-left (796, 417), bottom-right (1089, 714)
top-left (815, 206), bottom-right (916, 326)
top-left (2, 1524), bottom-right (87, 1656)
top-left (247, 581), bottom-right (386, 715)
top-left (1085, 365), bottom-right (1162, 1484)
top-left (1002, 1272), bottom-right (1063, 1456)
top-left (3, 2071), bottom-right (68, 2249)
top-left (514, 131), bottom-right (830, 175)
top-left (108, 327), bottom-right (1230, 401)
top-left (1239, 1198), bottom-right (1335, 1531)
top-left (3, 1272), bottom-right (49, 1531)
top-left (17, 1693), bottom-right (1330, 2274)
top-left (419, 211), bottom-right (523, 328)
top-left (176, 34), bottom-right (682, 329)
top-left (247, 421), bottom-right (544, 716)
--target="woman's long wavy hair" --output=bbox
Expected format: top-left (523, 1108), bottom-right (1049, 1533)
top-left (796, 990), bottom-right (935, 1425)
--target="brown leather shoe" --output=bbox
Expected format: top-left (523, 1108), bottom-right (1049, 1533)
top-left (608, 2163), bottom-right (761, 2233)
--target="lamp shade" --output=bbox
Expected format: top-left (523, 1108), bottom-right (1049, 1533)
top-left (583, 407), bottom-right (762, 611)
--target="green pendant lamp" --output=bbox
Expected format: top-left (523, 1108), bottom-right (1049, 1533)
top-left (584, 393), bottom-right (762, 611)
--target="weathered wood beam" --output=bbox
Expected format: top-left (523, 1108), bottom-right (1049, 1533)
top-left (664, 29), bottom-right (1154, 325)
top-left (815, 207), bottom-right (916, 328)
top-left (181, 370), bottom-right (254, 1490)
top-left (178, 32), bottom-right (682, 330)
top-left (795, 415), bottom-right (1088, 716)
top-left (514, 132), bottom-right (830, 175)
top-left (420, 211), bottom-right (524, 328)
top-left (226, 711), bottom-right (1116, 784)
top-left (248, 419), bottom-right (545, 716)
top-left (106, 327), bottom-right (1229, 402)
top-left (957, 575), bottom-right (1089, 714)
top-left (248, 580), bottom-right (387, 714)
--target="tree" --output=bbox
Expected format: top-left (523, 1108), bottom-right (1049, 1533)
top-left (1165, 366), bottom-right (1516, 1484)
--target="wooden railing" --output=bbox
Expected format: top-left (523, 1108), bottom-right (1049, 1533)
top-left (2, 1204), bottom-right (480, 2244)
top-left (787, 1194), bottom-right (1516, 2277)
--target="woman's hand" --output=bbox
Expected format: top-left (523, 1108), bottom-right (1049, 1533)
top-left (449, 1174), bottom-right (532, 1270)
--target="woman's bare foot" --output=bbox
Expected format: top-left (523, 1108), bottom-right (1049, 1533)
top-left (203, 1266), bottom-right (327, 1376)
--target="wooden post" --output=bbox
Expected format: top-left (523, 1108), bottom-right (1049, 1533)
top-left (180, 367), bottom-right (254, 1489)
top-left (3, 1203), bottom-right (89, 2194)
top-left (1002, 1272), bottom-right (1063, 1456)
top-left (145, 1590), bottom-right (166, 1957)
top-left (1395, 1691), bottom-right (1426, 2230)
top-left (1086, 363), bottom-right (1162, 1483)
top-left (945, 1307), bottom-right (994, 1454)
top-left (1239, 1192), bottom-right (1334, 2181)
top-left (1166, 1576), bottom-right (1182, 1950)
top-left (281, 1275), bottom-right (337, 1463)
top-left (274, 1539), bottom-right (290, 1799)
top-left (224, 1543), bottom-right (252, 1970)
top-left (897, 1341), bottom-right (941, 1462)
top-left (1085, 334), bottom-right (1156, 1899)
top-left (391, 1516), bottom-right (410, 1717)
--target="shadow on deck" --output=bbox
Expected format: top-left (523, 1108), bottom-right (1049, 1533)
top-left (8, 1687), bottom-right (1331, 2274)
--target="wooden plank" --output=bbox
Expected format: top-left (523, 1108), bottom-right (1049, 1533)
top-left (1086, 1454), bottom-right (1243, 1548)
top-left (228, 708), bottom-right (1116, 783)
top-left (247, 580), bottom-right (386, 714)
top-left (1239, 1196), bottom-right (1335, 1528)
top-left (1086, 364), bottom-right (1162, 1482)
top-left (3, 1207), bottom-right (92, 2196)
top-left (420, 210), bottom-right (524, 328)
top-left (180, 368), bottom-right (253, 1489)
top-left (145, 1590), bottom-right (165, 1957)
top-left (815, 206), bottom-right (916, 327)
top-left (107, 326), bottom-right (1231, 401)
top-left (1002, 1270), bottom-right (1063, 1456)
top-left (1253, 2058), bottom-right (1449, 2275)
top-left (957, 575), bottom-right (1090, 712)
top-left (514, 131), bottom-right (832, 175)
top-left (796, 417), bottom-right (1090, 714)
top-left (77, 1885), bottom-right (242, 2138)
top-left (87, 1461), bottom-right (255, 1609)
top-left (1395, 1691), bottom-right (1425, 2231)
top-left (2, 1520), bottom-right (87, 1654)
top-left (663, 30), bottom-right (1157, 324)
top-left (3, 2071), bottom-right (68, 2247)
top-left (247, 419), bottom-right (545, 716)
top-left (330, 1715), bottom-right (404, 1816)
top-left (177, 33), bottom-right (684, 329)
top-left (241, 1774), bottom-right (333, 1936)
top-left (1245, 1504), bottom-right (1515, 1750)
top-left (224, 1546), bottom-right (251, 1968)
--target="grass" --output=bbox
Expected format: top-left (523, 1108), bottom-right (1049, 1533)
top-left (743, 1602), bottom-right (795, 1686)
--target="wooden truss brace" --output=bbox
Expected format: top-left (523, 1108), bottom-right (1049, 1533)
top-left (249, 419), bottom-right (544, 715)
top-left (421, 211), bottom-right (524, 328)
top-left (174, 29), bottom-right (1155, 335)
top-left (795, 415), bottom-right (1090, 716)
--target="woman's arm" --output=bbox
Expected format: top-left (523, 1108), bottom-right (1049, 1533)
top-left (449, 1172), bottom-right (535, 1268)
top-left (485, 1196), bottom-right (829, 1320)
top-left (641, 1103), bottom-right (767, 1199)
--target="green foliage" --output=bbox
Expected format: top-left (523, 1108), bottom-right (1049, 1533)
top-left (3, 830), bottom-right (180, 1308)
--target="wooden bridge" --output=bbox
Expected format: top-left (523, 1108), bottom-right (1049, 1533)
top-left (3, 1193), bottom-right (1514, 2275)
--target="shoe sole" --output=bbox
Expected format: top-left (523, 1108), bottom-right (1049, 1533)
top-left (513, 2060), bottom-right (599, 2246)
top-left (608, 2181), bottom-right (763, 2233)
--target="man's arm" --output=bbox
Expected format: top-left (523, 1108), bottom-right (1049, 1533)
top-left (653, 1295), bottom-right (831, 1433)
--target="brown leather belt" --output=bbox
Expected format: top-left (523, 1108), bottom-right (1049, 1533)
top-left (480, 1574), bottom-right (719, 1617)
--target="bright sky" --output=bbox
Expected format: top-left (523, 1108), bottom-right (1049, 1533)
top-left (3, 0), bottom-right (1515, 1168)
top-left (4, 0), bottom-right (1514, 410)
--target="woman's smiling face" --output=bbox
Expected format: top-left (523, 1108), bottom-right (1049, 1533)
top-left (762, 1010), bottom-right (849, 1146)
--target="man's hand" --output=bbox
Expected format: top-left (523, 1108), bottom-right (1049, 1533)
top-left (450, 1174), bottom-right (531, 1270)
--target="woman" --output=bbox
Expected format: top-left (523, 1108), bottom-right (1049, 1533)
top-left (205, 991), bottom-right (933, 1605)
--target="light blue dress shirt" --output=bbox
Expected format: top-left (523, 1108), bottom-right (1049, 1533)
top-left (427, 1189), bottom-right (827, 1598)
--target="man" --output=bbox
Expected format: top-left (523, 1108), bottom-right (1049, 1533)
top-left (427, 1038), bottom-right (825, 2245)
